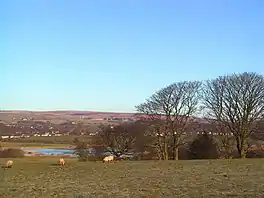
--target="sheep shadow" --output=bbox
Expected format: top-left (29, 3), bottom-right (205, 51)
top-left (1, 165), bottom-right (10, 169)
top-left (50, 163), bottom-right (61, 166)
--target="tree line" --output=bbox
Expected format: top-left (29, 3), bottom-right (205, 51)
top-left (77, 72), bottom-right (264, 160)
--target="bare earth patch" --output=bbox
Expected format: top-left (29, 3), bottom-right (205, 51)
top-left (0, 158), bottom-right (263, 197)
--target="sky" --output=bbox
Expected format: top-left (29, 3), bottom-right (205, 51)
top-left (1, 0), bottom-right (264, 112)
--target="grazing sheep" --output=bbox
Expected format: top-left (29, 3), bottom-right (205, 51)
top-left (103, 155), bottom-right (114, 162)
top-left (59, 158), bottom-right (65, 166)
top-left (6, 160), bottom-right (13, 168)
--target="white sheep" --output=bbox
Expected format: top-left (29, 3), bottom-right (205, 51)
top-left (103, 155), bottom-right (114, 162)
top-left (6, 160), bottom-right (13, 168)
top-left (59, 158), bottom-right (65, 166)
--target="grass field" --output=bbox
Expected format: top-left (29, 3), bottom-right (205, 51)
top-left (0, 158), bottom-right (264, 197)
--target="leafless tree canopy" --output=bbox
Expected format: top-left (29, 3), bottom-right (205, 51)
top-left (202, 72), bottom-right (264, 158)
top-left (96, 122), bottom-right (147, 157)
top-left (135, 81), bottom-right (202, 160)
top-left (136, 81), bottom-right (201, 119)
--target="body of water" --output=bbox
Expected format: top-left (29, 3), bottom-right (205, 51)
top-left (24, 148), bottom-right (75, 155)
top-left (22, 148), bottom-right (131, 157)
top-left (22, 147), bottom-right (106, 156)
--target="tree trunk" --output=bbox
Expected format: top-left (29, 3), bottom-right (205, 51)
top-left (172, 135), bottom-right (175, 160)
top-left (157, 135), bottom-right (169, 160)
top-left (157, 136), bottom-right (165, 160)
top-left (172, 135), bottom-right (179, 160)
top-left (236, 136), bottom-right (247, 159)
top-left (160, 148), bottom-right (165, 160)
top-left (240, 149), bottom-right (247, 159)
top-left (174, 147), bottom-right (179, 160)
top-left (164, 141), bottom-right (169, 160)
top-left (156, 147), bottom-right (162, 160)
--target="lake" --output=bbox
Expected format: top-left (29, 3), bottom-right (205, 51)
top-left (24, 148), bottom-right (74, 155)
top-left (22, 147), bottom-right (106, 156)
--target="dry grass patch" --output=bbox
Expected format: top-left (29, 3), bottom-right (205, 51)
top-left (0, 158), bottom-right (264, 197)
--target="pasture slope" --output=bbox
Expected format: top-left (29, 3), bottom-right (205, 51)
top-left (0, 158), bottom-right (264, 197)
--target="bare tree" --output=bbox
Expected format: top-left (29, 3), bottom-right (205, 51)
top-left (96, 122), bottom-right (147, 157)
top-left (202, 72), bottom-right (264, 158)
top-left (212, 121), bottom-right (236, 159)
top-left (136, 81), bottom-right (202, 160)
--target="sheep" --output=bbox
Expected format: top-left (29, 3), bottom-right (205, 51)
top-left (6, 160), bottom-right (13, 168)
top-left (103, 155), bottom-right (114, 162)
top-left (59, 158), bottom-right (65, 166)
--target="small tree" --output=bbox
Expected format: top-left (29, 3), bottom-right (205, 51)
top-left (74, 141), bottom-right (89, 161)
top-left (203, 120), bottom-right (236, 159)
top-left (95, 122), bottom-right (147, 158)
top-left (218, 136), bottom-right (236, 159)
top-left (188, 133), bottom-right (219, 159)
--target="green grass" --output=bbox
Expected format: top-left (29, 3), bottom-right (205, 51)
top-left (0, 158), bottom-right (264, 197)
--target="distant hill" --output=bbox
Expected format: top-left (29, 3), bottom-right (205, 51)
top-left (0, 110), bottom-right (138, 124)
top-left (0, 110), bottom-right (207, 124)
top-left (0, 110), bottom-right (136, 118)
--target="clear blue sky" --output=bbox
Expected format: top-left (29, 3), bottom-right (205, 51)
top-left (2, 0), bottom-right (264, 112)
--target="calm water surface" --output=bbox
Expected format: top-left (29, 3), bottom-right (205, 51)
top-left (22, 147), bottom-right (106, 156)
